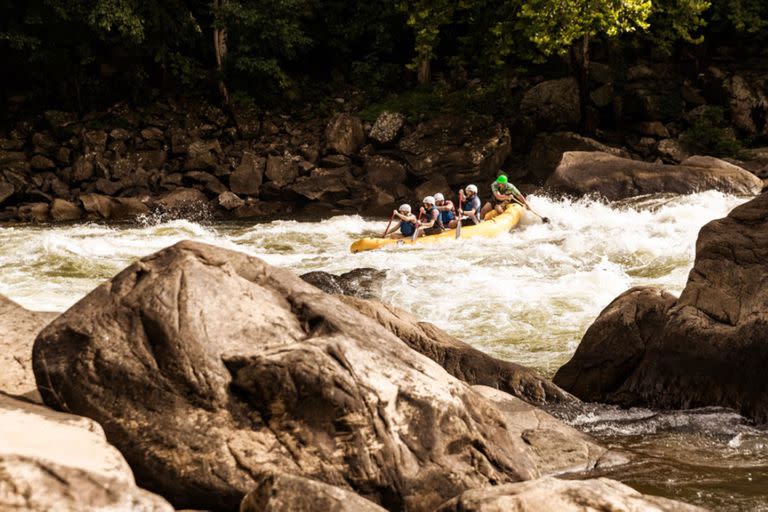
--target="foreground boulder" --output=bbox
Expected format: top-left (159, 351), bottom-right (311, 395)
top-left (338, 296), bottom-right (570, 405)
top-left (436, 476), bottom-right (705, 512)
top-left (555, 193), bottom-right (768, 422)
top-left (34, 241), bottom-right (611, 511)
top-left (547, 151), bottom-right (763, 200)
top-left (0, 295), bottom-right (57, 401)
top-left (0, 394), bottom-right (172, 511)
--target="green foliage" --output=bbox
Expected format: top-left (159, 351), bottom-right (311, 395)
top-left (643, 0), bottom-right (711, 54)
top-left (682, 106), bottom-right (745, 158)
top-left (518, 0), bottom-right (652, 57)
top-left (711, 0), bottom-right (768, 34)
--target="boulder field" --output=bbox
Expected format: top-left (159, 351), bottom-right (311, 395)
top-left (555, 192), bottom-right (768, 423)
top-left (30, 240), bottom-right (670, 511)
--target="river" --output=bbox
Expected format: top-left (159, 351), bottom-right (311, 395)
top-left (1, 190), bottom-right (766, 510)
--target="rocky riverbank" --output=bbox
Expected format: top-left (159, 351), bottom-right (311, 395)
top-left (3, 61), bottom-right (768, 224)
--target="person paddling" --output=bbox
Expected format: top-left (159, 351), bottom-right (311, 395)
top-left (383, 204), bottom-right (418, 239)
top-left (480, 174), bottom-right (527, 219)
top-left (433, 192), bottom-right (455, 229)
top-left (416, 196), bottom-right (442, 236)
top-left (458, 184), bottom-right (482, 225)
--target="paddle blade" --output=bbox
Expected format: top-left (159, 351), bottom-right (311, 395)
top-left (455, 219), bottom-right (462, 239)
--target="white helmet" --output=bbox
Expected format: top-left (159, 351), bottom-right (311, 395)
top-left (433, 193), bottom-right (444, 202)
top-left (399, 204), bottom-right (411, 213)
top-left (465, 184), bottom-right (478, 194)
top-left (422, 196), bottom-right (436, 205)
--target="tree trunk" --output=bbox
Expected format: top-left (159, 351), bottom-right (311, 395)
top-left (417, 58), bottom-right (431, 86)
top-left (212, 0), bottom-right (230, 104)
top-left (570, 34), bottom-right (593, 135)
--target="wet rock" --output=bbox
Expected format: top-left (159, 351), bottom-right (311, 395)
top-left (364, 155), bottom-right (407, 188)
top-left (300, 268), bottom-right (386, 299)
top-left (0, 394), bottom-right (173, 512)
top-left (33, 241), bottom-right (570, 510)
top-left (0, 150), bottom-right (26, 165)
top-left (0, 182), bottom-right (13, 205)
top-left (30, 155), bottom-right (56, 170)
top-left (72, 155), bottom-right (95, 182)
top-left (554, 193), bottom-right (768, 423)
top-left (0, 295), bottom-right (57, 401)
top-left (590, 83), bottom-right (613, 108)
top-left (521, 78), bottom-right (579, 130)
top-left (109, 128), bottom-right (132, 141)
top-left (50, 198), bottom-right (83, 221)
top-left (723, 74), bottom-right (768, 137)
top-left (319, 154), bottom-right (351, 168)
top-left (527, 132), bottom-right (631, 183)
top-left (80, 193), bottom-right (148, 219)
top-left (325, 113), bottom-right (365, 155)
top-left (83, 130), bottom-right (108, 150)
top-left (158, 188), bottom-right (211, 217)
top-left (264, 154), bottom-right (298, 187)
top-left (546, 151), bottom-right (763, 200)
top-left (413, 175), bottom-right (451, 203)
top-left (655, 138), bottom-right (689, 163)
top-left (234, 200), bottom-right (288, 218)
top-left (56, 146), bottom-right (71, 165)
top-left (217, 191), bottom-right (245, 210)
top-left (436, 476), bottom-right (705, 512)
top-left (185, 171), bottom-right (228, 195)
top-left (44, 110), bottom-right (78, 135)
top-left (240, 472), bottom-right (387, 512)
top-left (289, 172), bottom-right (351, 201)
top-left (398, 116), bottom-right (510, 184)
top-left (32, 132), bottom-right (58, 153)
top-left (369, 111), bottom-right (406, 145)
top-left (638, 121), bottom-right (670, 138)
top-left (94, 178), bottom-right (123, 196)
top-left (229, 151), bottom-right (264, 195)
top-left (18, 203), bottom-right (49, 222)
top-left (337, 296), bottom-right (570, 406)
top-left (185, 139), bottom-right (222, 171)
top-left (141, 127), bottom-right (165, 141)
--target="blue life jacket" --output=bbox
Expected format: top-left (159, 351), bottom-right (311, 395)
top-left (463, 196), bottom-right (481, 214)
top-left (439, 208), bottom-right (455, 226)
top-left (400, 220), bottom-right (416, 236)
top-left (421, 206), bottom-right (440, 228)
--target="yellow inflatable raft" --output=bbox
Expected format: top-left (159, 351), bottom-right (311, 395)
top-left (350, 203), bottom-right (524, 253)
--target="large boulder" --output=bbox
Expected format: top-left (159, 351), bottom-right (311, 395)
top-left (338, 296), bottom-right (570, 406)
top-left (33, 241), bottom-right (616, 511)
top-left (0, 295), bottom-right (57, 401)
top-left (369, 111), bottom-right (406, 145)
top-left (723, 73), bottom-right (768, 137)
top-left (526, 132), bottom-right (632, 183)
top-left (397, 116), bottom-right (510, 184)
top-left (554, 193), bottom-right (768, 422)
top-left (436, 476), bottom-right (705, 512)
top-left (364, 155), bottom-right (407, 189)
top-left (325, 113), bottom-right (365, 155)
top-left (520, 78), bottom-right (580, 130)
top-left (229, 151), bottom-right (265, 196)
top-left (0, 394), bottom-right (173, 512)
top-left (546, 151), bottom-right (763, 200)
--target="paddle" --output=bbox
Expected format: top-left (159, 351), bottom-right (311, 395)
top-left (455, 194), bottom-right (462, 239)
top-left (411, 209), bottom-right (423, 241)
top-left (511, 196), bottom-right (549, 223)
top-left (382, 211), bottom-right (395, 238)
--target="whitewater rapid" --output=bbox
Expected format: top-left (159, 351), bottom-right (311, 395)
top-left (0, 190), bottom-right (746, 375)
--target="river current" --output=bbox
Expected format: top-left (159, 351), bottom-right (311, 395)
top-left (1, 191), bottom-right (766, 510)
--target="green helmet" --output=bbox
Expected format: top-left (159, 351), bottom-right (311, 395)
top-left (496, 175), bottom-right (508, 184)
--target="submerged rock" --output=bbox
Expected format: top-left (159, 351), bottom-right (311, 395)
top-left (34, 241), bottom-right (612, 510)
top-left (547, 151), bottom-right (763, 200)
top-left (300, 268), bottom-right (386, 299)
top-left (0, 394), bottom-right (173, 512)
top-left (436, 476), bottom-right (705, 512)
top-left (554, 193), bottom-right (768, 423)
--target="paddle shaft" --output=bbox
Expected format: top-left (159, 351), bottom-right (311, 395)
top-left (510, 195), bottom-right (549, 223)
top-left (382, 212), bottom-right (395, 238)
top-left (455, 194), bottom-right (462, 239)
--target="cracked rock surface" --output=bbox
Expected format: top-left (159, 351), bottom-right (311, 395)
top-left (555, 192), bottom-right (768, 422)
top-left (33, 241), bottom-right (613, 511)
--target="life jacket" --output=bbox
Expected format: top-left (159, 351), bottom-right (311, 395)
top-left (421, 206), bottom-right (439, 227)
top-left (400, 220), bottom-right (416, 236)
top-left (463, 195), bottom-right (480, 214)
top-left (439, 205), bottom-right (455, 226)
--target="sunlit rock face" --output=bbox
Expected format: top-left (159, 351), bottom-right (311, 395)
top-left (34, 241), bottom-right (612, 511)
